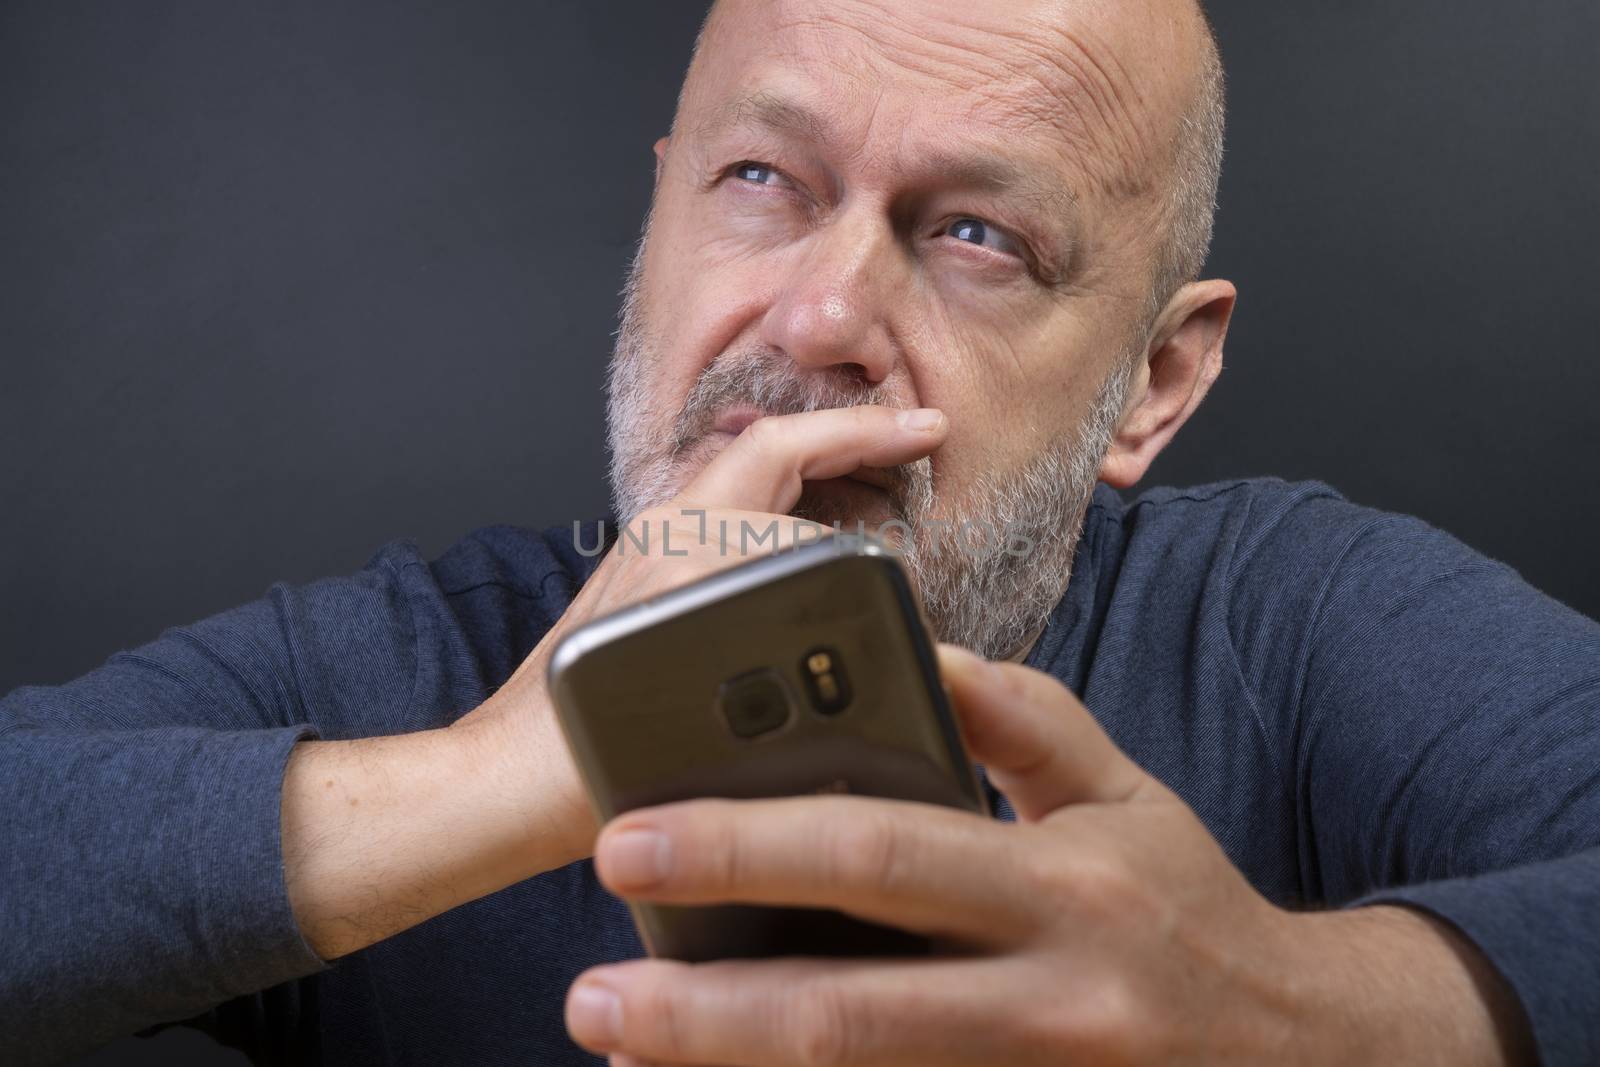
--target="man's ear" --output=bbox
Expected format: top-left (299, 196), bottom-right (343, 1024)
top-left (653, 136), bottom-right (670, 189)
top-left (1098, 278), bottom-right (1236, 489)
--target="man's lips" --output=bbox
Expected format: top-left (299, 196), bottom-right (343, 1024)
top-left (705, 406), bottom-right (900, 495)
top-left (831, 467), bottom-right (897, 493)
top-left (711, 405), bottom-right (766, 437)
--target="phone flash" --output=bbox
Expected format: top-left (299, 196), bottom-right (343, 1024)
top-left (802, 648), bottom-right (851, 714)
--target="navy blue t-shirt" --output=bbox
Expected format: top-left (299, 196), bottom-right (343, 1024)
top-left (4, 478), bottom-right (1599, 1064)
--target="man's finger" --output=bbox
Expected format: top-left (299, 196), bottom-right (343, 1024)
top-left (679, 405), bottom-right (946, 514)
top-left (592, 795), bottom-right (1044, 944)
top-left (938, 644), bottom-right (1157, 820)
top-left (567, 955), bottom-right (1015, 1067)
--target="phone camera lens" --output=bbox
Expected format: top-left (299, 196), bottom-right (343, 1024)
top-left (800, 647), bottom-right (852, 715)
top-left (718, 669), bottom-right (794, 739)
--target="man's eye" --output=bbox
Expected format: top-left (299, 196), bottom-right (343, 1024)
top-left (731, 162), bottom-right (790, 188)
top-left (944, 217), bottom-right (1022, 258)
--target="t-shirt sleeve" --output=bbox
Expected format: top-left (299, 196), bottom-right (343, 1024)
top-left (0, 542), bottom-right (435, 1065)
top-left (1239, 489), bottom-right (1600, 1065)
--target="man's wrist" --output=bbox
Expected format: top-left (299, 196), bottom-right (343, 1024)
top-left (449, 675), bottom-right (596, 875)
top-left (1271, 904), bottom-right (1534, 1066)
top-left (281, 685), bottom-right (592, 961)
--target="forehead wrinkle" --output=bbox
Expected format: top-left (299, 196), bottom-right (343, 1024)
top-left (979, 92), bottom-right (1151, 205)
top-left (1032, 19), bottom-right (1158, 200)
top-left (757, 1), bottom-right (1161, 205)
top-left (722, 9), bottom-right (1059, 110)
top-left (956, 22), bottom-right (1157, 204)
top-left (769, 6), bottom-right (1035, 100)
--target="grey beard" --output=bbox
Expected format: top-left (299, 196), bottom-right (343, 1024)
top-left (605, 230), bottom-right (1134, 660)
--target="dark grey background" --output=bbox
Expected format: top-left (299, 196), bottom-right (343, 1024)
top-left (1, 1), bottom-right (1594, 1063)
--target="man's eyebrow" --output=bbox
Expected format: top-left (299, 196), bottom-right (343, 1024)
top-left (910, 148), bottom-right (1078, 219)
top-left (692, 90), bottom-right (1078, 215)
top-left (690, 89), bottom-right (831, 145)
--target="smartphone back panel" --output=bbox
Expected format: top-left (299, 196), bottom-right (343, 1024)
top-left (548, 536), bottom-right (986, 961)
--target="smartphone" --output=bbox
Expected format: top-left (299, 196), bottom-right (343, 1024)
top-left (547, 532), bottom-right (988, 962)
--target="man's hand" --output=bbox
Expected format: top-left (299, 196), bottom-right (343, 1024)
top-left (450, 403), bottom-right (951, 864)
top-left (280, 405), bottom-right (948, 959)
top-left (564, 646), bottom-right (1534, 1066)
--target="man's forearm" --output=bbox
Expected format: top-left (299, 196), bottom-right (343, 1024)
top-left (281, 691), bottom-right (592, 960)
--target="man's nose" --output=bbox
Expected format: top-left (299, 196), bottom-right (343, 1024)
top-left (758, 209), bottom-right (901, 384)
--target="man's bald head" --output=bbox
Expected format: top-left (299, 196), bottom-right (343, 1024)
top-left (672, 0), bottom-right (1225, 328)
top-left (609, 0), bottom-right (1238, 658)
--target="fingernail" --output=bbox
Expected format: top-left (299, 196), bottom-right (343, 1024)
top-left (897, 407), bottom-right (944, 431)
top-left (602, 827), bottom-right (672, 889)
top-left (567, 981), bottom-right (622, 1046)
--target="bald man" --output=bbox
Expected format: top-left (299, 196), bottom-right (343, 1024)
top-left (5, 1), bottom-right (1598, 1064)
